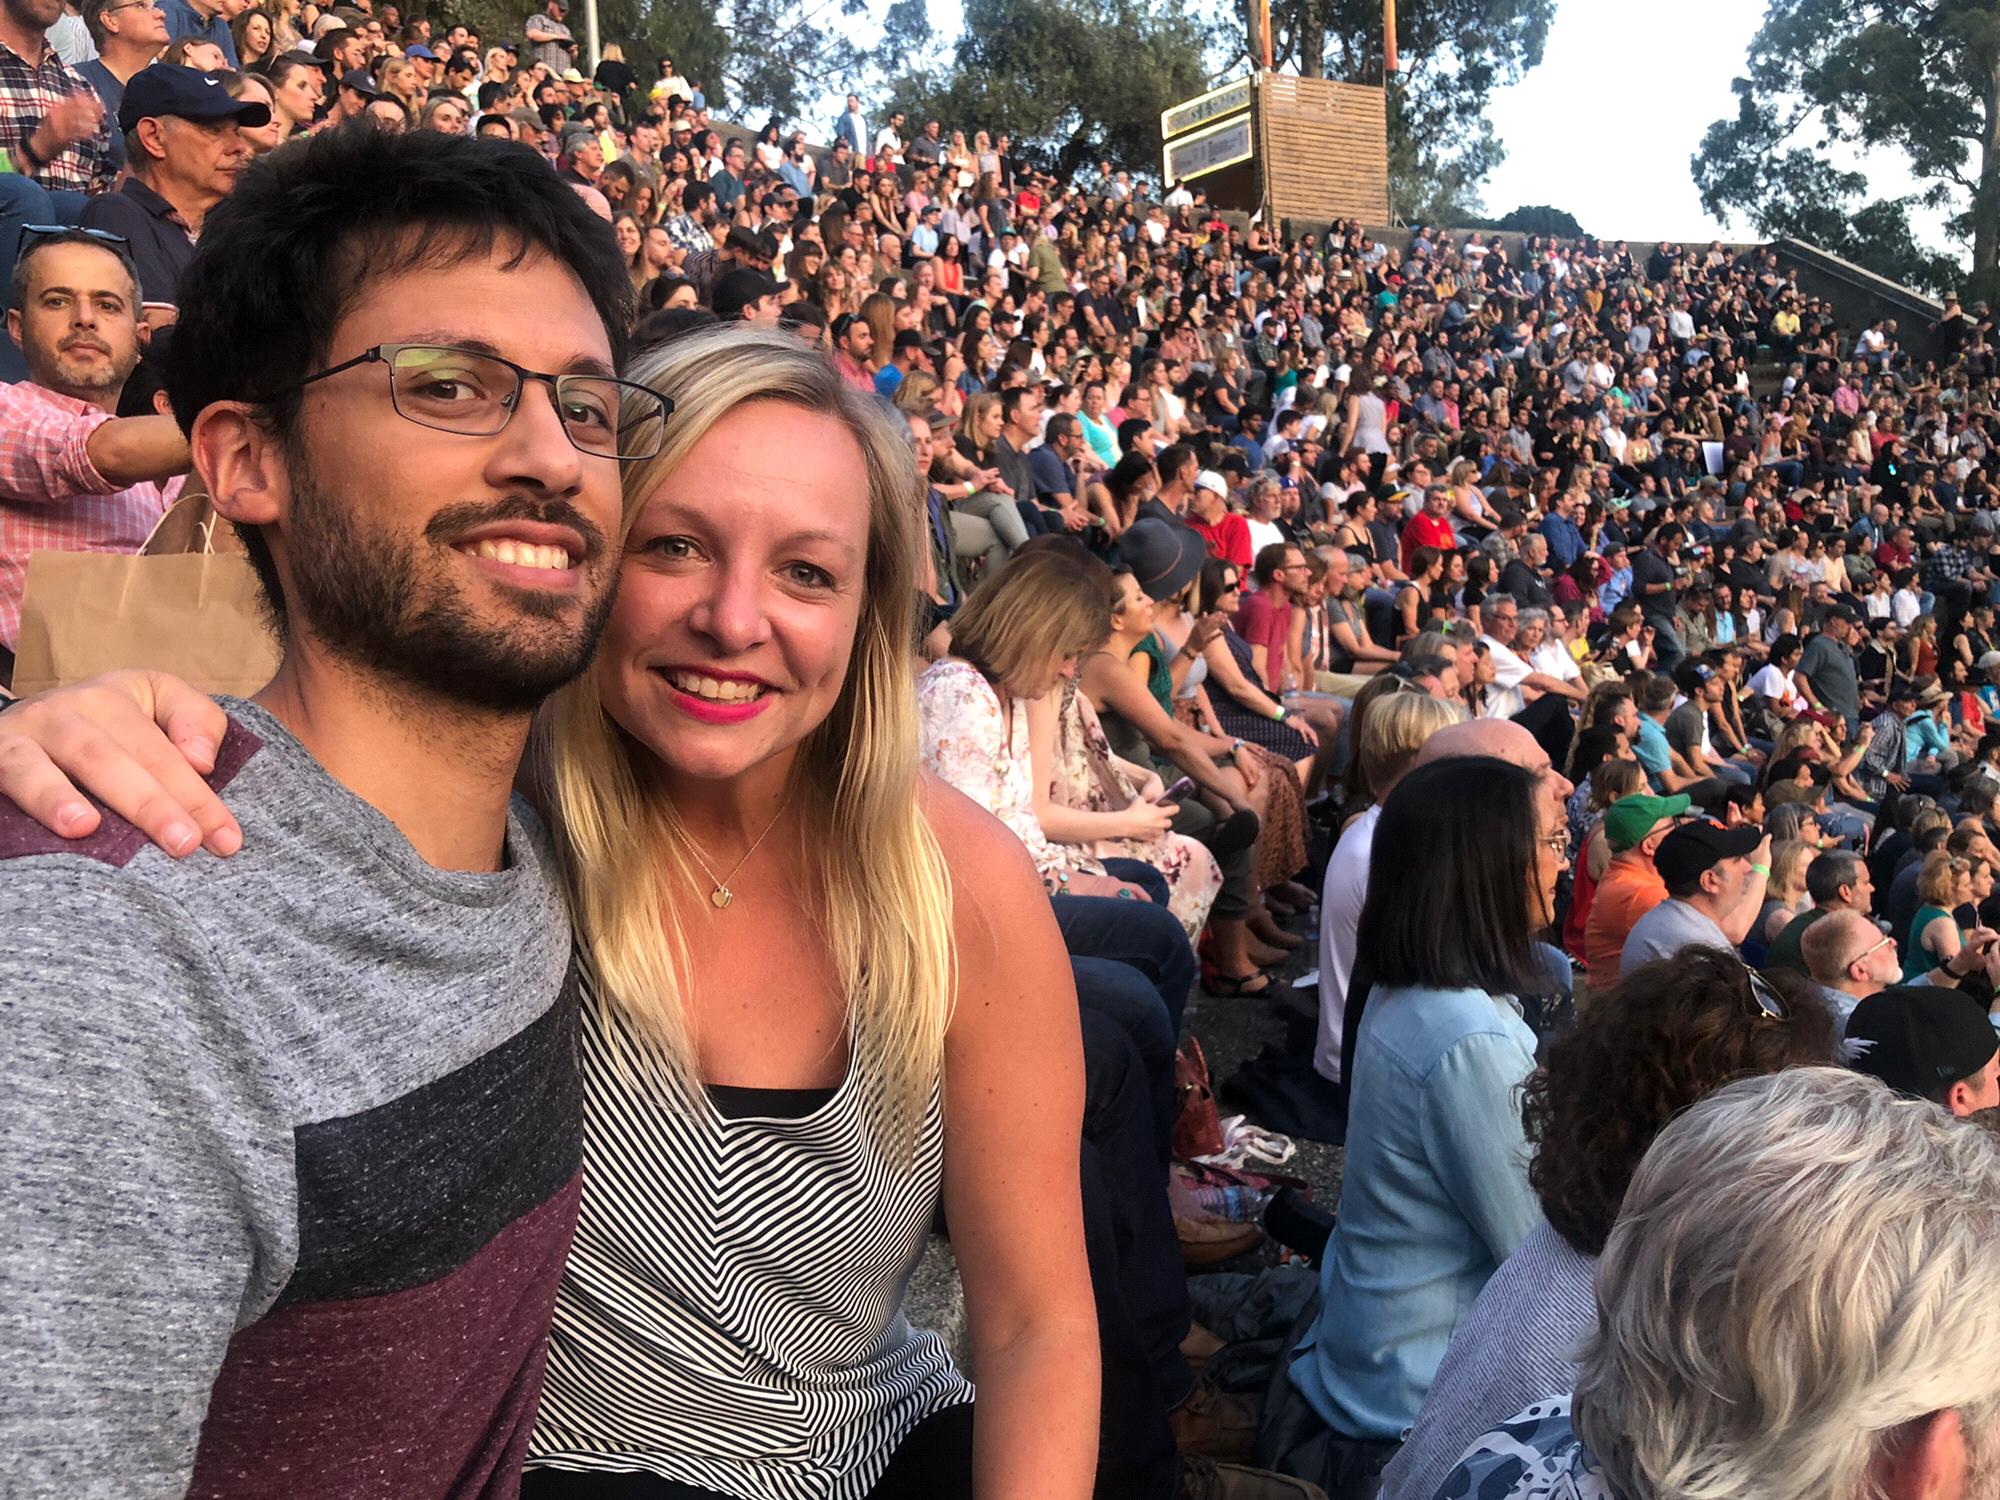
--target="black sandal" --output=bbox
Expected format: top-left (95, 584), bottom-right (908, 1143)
top-left (1207, 970), bottom-right (1272, 997)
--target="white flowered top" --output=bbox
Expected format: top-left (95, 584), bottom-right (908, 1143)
top-left (915, 657), bottom-right (1103, 886)
top-left (1433, 1398), bottom-right (1620, 1500)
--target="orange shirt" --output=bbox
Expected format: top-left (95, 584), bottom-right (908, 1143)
top-left (1585, 855), bottom-right (1668, 985)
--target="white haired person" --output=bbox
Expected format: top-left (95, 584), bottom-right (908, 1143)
top-left (1433, 1066), bottom-right (2000, 1500)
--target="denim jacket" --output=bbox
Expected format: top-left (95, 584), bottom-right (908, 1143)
top-left (1289, 981), bottom-right (1542, 1440)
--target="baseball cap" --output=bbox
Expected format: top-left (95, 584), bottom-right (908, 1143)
top-left (711, 267), bottom-right (779, 321)
top-left (1193, 470), bottom-right (1228, 498)
top-left (1653, 817), bottom-right (1763, 895)
top-left (891, 329), bottom-right (929, 352)
top-left (338, 67), bottom-right (379, 97)
top-left (562, 67), bottom-right (586, 82)
top-left (118, 63), bottom-right (274, 132)
top-left (1844, 987), bottom-right (2000, 1105)
top-left (405, 42), bottom-right (441, 59)
top-left (1602, 792), bottom-right (1690, 852)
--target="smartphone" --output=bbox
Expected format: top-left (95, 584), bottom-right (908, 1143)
top-left (1155, 776), bottom-right (1195, 804)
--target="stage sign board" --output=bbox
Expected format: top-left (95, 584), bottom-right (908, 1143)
top-left (1163, 112), bottom-right (1254, 184)
top-left (1160, 78), bottom-right (1253, 141)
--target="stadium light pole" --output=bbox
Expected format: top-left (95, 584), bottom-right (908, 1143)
top-left (584, 0), bottom-right (600, 71)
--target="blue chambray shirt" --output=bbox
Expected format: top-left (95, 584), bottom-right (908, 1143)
top-left (1289, 978), bottom-right (1544, 1440)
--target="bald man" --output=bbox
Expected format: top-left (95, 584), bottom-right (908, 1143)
top-left (1318, 712), bottom-right (1573, 1090)
top-left (1806, 905), bottom-right (1997, 1026)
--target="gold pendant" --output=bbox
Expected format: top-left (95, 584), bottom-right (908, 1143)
top-left (711, 886), bottom-right (733, 909)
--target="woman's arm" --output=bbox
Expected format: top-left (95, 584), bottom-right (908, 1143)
top-left (1422, 1030), bottom-right (1541, 1262)
top-left (1022, 691), bottom-right (1168, 846)
top-left (1080, 656), bottom-right (1250, 812)
top-left (1925, 913), bottom-right (1963, 966)
top-left (926, 783), bottom-right (1098, 1500)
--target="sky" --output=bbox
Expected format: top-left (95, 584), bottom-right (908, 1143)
top-left (807, 0), bottom-right (1947, 249)
top-left (1479, 0), bottom-right (1767, 240)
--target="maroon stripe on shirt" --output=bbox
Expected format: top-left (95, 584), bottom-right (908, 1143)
top-left (187, 1171), bottom-right (582, 1500)
top-left (0, 717), bottom-right (261, 868)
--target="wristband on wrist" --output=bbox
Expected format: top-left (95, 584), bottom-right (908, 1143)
top-left (1272, 705), bottom-right (1287, 722)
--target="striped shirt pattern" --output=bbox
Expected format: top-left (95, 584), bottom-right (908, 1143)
top-left (529, 975), bottom-right (973, 1499)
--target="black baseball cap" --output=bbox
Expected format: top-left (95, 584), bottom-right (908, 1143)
top-left (1845, 987), bottom-right (2000, 1106)
top-left (1653, 817), bottom-right (1762, 896)
top-left (892, 329), bottom-right (928, 352)
top-left (339, 68), bottom-right (379, 98)
top-left (119, 63), bottom-right (274, 132)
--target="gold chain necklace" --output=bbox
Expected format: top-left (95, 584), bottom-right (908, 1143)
top-left (682, 796), bottom-right (792, 909)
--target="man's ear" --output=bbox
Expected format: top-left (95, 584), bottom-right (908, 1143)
top-left (5, 306), bottom-right (19, 352)
top-left (1871, 1408), bottom-right (1967, 1500)
top-left (192, 401), bottom-right (289, 537)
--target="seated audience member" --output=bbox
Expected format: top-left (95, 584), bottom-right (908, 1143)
top-left (1434, 1067), bottom-right (2000, 1500)
top-left (1276, 754), bottom-right (1570, 1492)
top-left (1380, 950), bottom-right (1835, 1500)
top-left (1761, 847), bottom-right (1875, 975)
top-left (1744, 836), bottom-right (1811, 967)
top-left (1561, 756), bottom-right (1648, 967)
top-left (1583, 792), bottom-right (1687, 984)
top-left (1621, 818), bottom-right (1772, 972)
top-left (77, 66), bottom-right (270, 314)
top-left (1314, 688), bottom-right (1464, 1090)
top-left (0, 228), bottom-right (189, 684)
top-left (1908, 848), bottom-right (1980, 979)
top-left (1845, 985), bottom-right (2000, 1118)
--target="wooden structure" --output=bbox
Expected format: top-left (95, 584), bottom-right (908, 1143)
top-left (1160, 72), bottom-right (1389, 226)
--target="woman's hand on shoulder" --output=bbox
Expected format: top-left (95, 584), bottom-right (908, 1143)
top-left (0, 670), bottom-right (240, 856)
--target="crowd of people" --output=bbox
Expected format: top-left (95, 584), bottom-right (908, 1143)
top-left (4, 2), bottom-right (2000, 1498)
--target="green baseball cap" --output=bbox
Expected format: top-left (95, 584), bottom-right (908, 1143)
top-left (1603, 792), bottom-right (1690, 852)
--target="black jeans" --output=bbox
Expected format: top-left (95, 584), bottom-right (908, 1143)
top-left (1078, 1001), bottom-right (1191, 1500)
top-left (521, 1402), bottom-right (976, 1500)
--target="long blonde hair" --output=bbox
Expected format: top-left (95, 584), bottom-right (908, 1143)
top-left (542, 326), bottom-right (954, 1148)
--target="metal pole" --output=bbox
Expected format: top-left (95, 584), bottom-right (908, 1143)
top-left (584, 0), bottom-right (600, 73)
top-left (1383, 0), bottom-right (1397, 75)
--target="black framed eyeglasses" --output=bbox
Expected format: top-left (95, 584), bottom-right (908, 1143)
top-left (258, 342), bottom-right (672, 461)
top-left (1746, 968), bottom-right (1791, 1023)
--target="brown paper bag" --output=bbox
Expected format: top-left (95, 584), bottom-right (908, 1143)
top-left (11, 488), bottom-right (281, 698)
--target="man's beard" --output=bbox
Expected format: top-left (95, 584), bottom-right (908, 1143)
top-left (33, 341), bottom-right (129, 402)
top-left (282, 443), bottom-right (617, 715)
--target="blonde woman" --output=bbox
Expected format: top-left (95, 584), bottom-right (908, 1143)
top-left (0, 330), bottom-right (1101, 1499)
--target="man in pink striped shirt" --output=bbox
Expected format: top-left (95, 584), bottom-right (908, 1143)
top-left (0, 227), bottom-right (189, 684)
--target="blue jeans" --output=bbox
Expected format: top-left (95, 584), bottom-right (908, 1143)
top-left (1645, 613), bottom-right (1685, 672)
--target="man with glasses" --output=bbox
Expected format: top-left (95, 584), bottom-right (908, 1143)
top-left (1585, 792), bottom-right (1689, 985)
top-left (75, 0), bottom-right (167, 173)
top-left (1802, 908), bottom-right (1997, 1026)
top-left (0, 127), bottom-right (654, 1495)
top-left (1622, 818), bottom-right (1773, 974)
top-left (0, 225), bottom-right (189, 686)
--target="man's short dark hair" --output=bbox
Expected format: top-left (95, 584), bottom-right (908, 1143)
top-left (166, 129), bottom-right (633, 626)
top-left (1805, 849), bottom-right (1866, 906)
top-left (1116, 417), bottom-right (1151, 451)
top-left (1157, 442), bottom-right (1196, 480)
top-left (999, 384), bottom-right (1037, 425)
top-left (1045, 413), bottom-right (1079, 443)
top-left (10, 227), bottom-right (142, 314)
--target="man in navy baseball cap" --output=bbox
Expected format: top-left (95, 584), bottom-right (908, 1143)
top-left (77, 66), bottom-right (270, 311)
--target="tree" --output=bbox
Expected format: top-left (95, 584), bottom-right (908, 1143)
top-left (1263, 0), bottom-right (1554, 222)
top-left (1691, 0), bottom-right (1998, 301)
top-left (877, 0), bottom-right (1215, 181)
top-left (1486, 204), bottom-right (1584, 238)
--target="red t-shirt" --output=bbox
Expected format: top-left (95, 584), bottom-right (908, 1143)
top-left (1188, 511), bottom-right (1253, 570)
top-left (1400, 512), bottom-right (1457, 574)
top-left (1233, 587), bottom-right (1291, 690)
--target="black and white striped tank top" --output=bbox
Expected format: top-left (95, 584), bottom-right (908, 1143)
top-left (528, 970), bottom-right (973, 1498)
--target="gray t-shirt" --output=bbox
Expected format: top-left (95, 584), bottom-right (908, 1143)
top-left (1798, 633), bottom-right (1860, 725)
top-left (0, 698), bottom-right (581, 1497)
top-left (1622, 895), bottom-right (1733, 972)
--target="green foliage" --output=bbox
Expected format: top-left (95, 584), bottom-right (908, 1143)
top-left (1691, 0), bottom-right (1997, 300)
top-left (876, 0), bottom-right (1216, 180)
top-left (1268, 0), bottom-right (1553, 222)
top-left (1483, 204), bottom-right (1585, 238)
